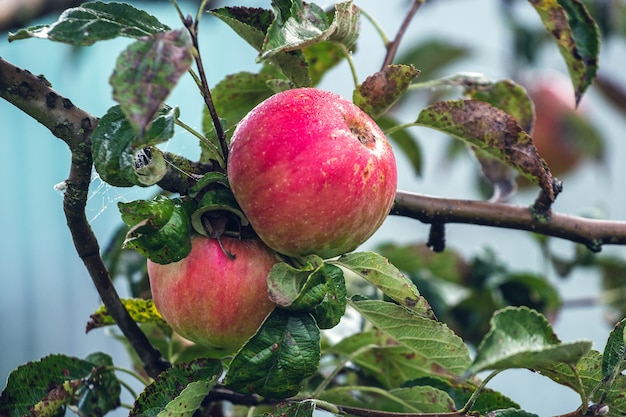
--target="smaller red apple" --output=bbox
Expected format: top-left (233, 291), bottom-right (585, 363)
top-left (227, 88), bottom-right (397, 259)
top-left (147, 235), bottom-right (278, 353)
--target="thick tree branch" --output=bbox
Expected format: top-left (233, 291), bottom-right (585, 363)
top-left (392, 191), bottom-right (626, 252)
top-left (0, 57), bottom-right (170, 378)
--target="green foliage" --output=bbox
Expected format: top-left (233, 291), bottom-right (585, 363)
top-left (2, 0), bottom-right (622, 416)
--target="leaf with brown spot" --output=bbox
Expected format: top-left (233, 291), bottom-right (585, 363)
top-left (354, 64), bottom-right (420, 118)
top-left (529, 0), bottom-right (600, 105)
top-left (416, 99), bottom-right (555, 203)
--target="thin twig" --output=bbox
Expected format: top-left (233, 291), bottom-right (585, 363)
top-left (381, 0), bottom-right (424, 70)
top-left (0, 57), bottom-right (170, 378)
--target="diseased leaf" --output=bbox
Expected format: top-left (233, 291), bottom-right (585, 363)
top-left (464, 306), bottom-right (592, 377)
top-left (118, 196), bottom-right (193, 264)
top-left (416, 99), bottom-right (556, 203)
top-left (332, 251), bottom-right (433, 316)
top-left (110, 29), bottom-right (193, 135)
top-left (261, 1), bottom-right (359, 59)
top-left (130, 359), bottom-right (222, 417)
top-left (86, 298), bottom-right (166, 332)
top-left (350, 298), bottom-right (472, 378)
top-left (529, 0), bottom-right (600, 104)
top-left (602, 318), bottom-right (626, 379)
top-left (0, 354), bottom-right (120, 417)
top-left (92, 105), bottom-right (176, 187)
top-left (225, 309), bottom-right (320, 398)
top-left (353, 64), bottom-right (420, 118)
top-left (8, 1), bottom-right (169, 45)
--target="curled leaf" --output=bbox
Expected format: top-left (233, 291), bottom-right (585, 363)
top-left (416, 99), bottom-right (556, 203)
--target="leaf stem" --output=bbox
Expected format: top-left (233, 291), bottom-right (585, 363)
top-left (358, 7), bottom-right (390, 45)
top-left (336, 42), bottom-right (360, 88)
top-left (311, 345), bottom-right (377, 398)
top-left (458, 369), bottom-right (502, 413)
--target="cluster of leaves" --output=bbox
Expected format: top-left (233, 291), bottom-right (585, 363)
top-left (1, 0), bottom-right (624, 417)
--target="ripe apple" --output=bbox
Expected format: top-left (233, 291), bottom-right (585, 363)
top-left (227, 88), bottom-right (397, 259)
top-left (147, 235), bottom-right (278, 353)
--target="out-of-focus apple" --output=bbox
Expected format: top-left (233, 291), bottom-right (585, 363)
top-left (227, 88), bottom-right (397, 259)
top-left (524, 72), bottom-right (602, 180)
top-left (147, 235), bottom-right (278, 353)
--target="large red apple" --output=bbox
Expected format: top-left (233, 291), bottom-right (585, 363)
top-left (147, 235), bottom-right (278, 353)
top-left (227, 88), bottom-right (397, 259)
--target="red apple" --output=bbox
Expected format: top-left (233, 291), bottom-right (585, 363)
top-left (147, 235), bottom-right (278, 353)
top-left (227, 88), bottom-right (397, 259)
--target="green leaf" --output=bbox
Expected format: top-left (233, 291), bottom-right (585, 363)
top-left (350, 298), bottom-right (472, 378)
top-left (403, 377), bottom-right (520, 414)
top-left (131, 359), bottom-right (222, 417)
top-left (486, 410), bottom-right (539, 417)
top-left (0, 354), bottom-right (120, 417)
top-left (311, 263), bottom-right (347, 329)
top-left (602, 318), bottom-right (626, 378)
top-left (331, 330), bottom-right (454, 388)
top-left (319, 385), bottom-right (455, 413)
top-left (263, 402), bottom-right (315, 417)
top-left (537, 350), bottom-right (626, 413)
top-left (118, 196), bottom-right (193, 264)
top-left (92, 105), bottom-right (176, 187)
top-left (110, 29), bottom-right (193, 135)
top-left (353, 64), bottom-right (420, 118)
top-left (267, 256), bottom-right (328, 311)
top-left (416, 99), bottom-right (556, 203)
top-left (302, 41), bottom-right (346, 86)
top-left (8, 1), bottom-right (169, 45)
top-left (86, 298), bottom-right (166, 332)
top-left (208, 7), bottom-right (311, 87)
top-left (377, 115), bottom-right (422, 176)
top-left (261, 1), bottom-right (359, 60)
top-left (224, 309), bottom-right (320, 398)
top-left (202, 72), bottom-right (276, 147)
top-left (530, 0), bottom-right (600, 104)
top-left (464, 306), bottom-right (592, 377)
top-left (331, 251), bottom-right (433, 316)
top-left (190, 188), bottom-right (249, 238)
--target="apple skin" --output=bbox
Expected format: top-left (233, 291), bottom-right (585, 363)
top-left (227, 88), bottom-right (397, 259)
top-left (526, 74), bottom-right (584, 178)
top-left (147, 235), bottom-right (278, 353)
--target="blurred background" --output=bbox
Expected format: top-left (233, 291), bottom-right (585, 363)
top-left (1, 0), bottom-right (626, 415)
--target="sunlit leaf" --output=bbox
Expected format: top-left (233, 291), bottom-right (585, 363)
top-left (464, 306), bottom-right (592, 377)
top-left (86, 298), bottom-right (166, 332)
top-left (332, 252), bottom-right (433, 316)
top-left (8, 1), bottom-right (169, 45)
